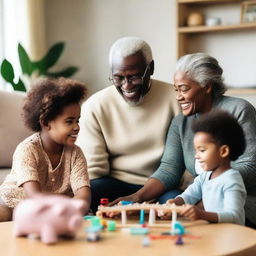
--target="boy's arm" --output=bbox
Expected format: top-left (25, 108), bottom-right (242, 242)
top-left (176, 174), bottom-right (204, 205)
top-left (217, 173), bottom-right (246, 224)
top-left (181, 205), bottom-right (218, 223)
top-left (168, 196), bottom-right (185, 205)
top-left (199, 209), bottom-right (218, 223)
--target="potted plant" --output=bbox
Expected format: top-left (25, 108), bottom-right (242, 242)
top-left (0, 42), bottom-right (78, 92)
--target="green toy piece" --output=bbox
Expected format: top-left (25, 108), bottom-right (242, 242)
top-left (107, 220), bottom-right (116, 231)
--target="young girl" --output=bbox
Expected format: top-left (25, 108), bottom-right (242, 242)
top-left (0, 77), bottom-right (91, 221)
top-left (159, 110), bottom-right (247, 225)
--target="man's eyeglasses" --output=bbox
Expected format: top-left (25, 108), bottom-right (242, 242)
top-left (109, 63), bottom-right (150, 86)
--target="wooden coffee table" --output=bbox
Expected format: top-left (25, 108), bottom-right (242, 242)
top-left (1, 220), bottom-right (256, 256)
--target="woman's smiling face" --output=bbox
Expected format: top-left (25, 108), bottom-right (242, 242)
top-left (173, 72), bottom-right (212, 116)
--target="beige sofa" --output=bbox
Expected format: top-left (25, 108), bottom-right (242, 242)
top-left (0, 90), bottom-right (32, 184)
top-left (1, 89), bottom-right (255, 187)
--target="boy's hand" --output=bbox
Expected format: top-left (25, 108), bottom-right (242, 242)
top-left (157, 199), bottom-right (176, 219)
top-left (166, 199), bottom-right (176, 205)
top-left (180, 204), bottom-right (203, 221)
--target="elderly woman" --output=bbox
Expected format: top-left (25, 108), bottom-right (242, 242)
top-left (111, 53), bottom-right (256, 228)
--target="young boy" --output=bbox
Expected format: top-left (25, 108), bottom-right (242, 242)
top-left (160, 110), bottom-right (246, 225)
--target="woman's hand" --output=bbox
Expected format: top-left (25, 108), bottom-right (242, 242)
top-left (104, 195), bottom-right (139, 218)
top-left (108, 193), bottom-right (140, 207)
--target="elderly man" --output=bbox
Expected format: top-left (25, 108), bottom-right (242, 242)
top-left (77, 37), bottom-right (180, 213)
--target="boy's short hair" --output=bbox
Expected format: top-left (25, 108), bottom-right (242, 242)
top-left (191, 110), bottom-right (246, 161)
top-left (23, 77), bottom-right (87, 132)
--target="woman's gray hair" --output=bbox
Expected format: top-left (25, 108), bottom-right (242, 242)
top-left (109, 36), bottom-right (153, 67)
top-left (175, 52), bottom-right (227, 97)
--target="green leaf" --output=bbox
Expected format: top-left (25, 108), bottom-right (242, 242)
top-left (18, 43), bottom-right (34, 76)
top-left (37, 42), bottom-right (65, 73)
top-left (13, 78), bottom-right (26, 92)
top-left (45, 66), bottom-right (79, 78)
top-left (0, 59), bottom-right (15, 82)
top-left (31, 61), bottom-right (43, 75)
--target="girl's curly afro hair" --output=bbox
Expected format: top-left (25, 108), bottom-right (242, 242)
top-left (22, 77), bottom-right (88, 132)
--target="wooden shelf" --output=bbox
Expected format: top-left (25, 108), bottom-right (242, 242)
top-left (176, 0), bottom-right (256, 57)
top-left (226, 88), bottom-right (256, 95)
top-left (178, 22), bottom-right (256, 33)
top-left (178, 0), bottom-right (243, 4)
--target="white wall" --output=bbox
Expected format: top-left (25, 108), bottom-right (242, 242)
top-left (185, 3), bottom-right (256, 88)
top-left (44, 0), bottom-right (256, 95)
top-left (44, 0), bottom-right (177, 94)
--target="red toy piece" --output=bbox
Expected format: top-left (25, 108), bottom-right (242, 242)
top-left (100, 198), bottom-right (109, 206)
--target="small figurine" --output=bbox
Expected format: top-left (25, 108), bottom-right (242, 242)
top-left (85, 216), bottom-right (103, 241)
top-left (175, 235), bottom-right (184, 245)
top-left (171, 221), bottom-right (185, 235)
top-left (13, 195), bottom-right (85, 244)
top-left (86, 226), bottom-right (101, 242)
top-left (142, 236), bottom-right (151, 247)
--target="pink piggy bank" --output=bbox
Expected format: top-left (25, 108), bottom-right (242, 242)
top-left (13, 195), bottom-right (86, 244)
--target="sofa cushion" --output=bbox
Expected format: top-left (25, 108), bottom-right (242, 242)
top-left (0, 90), bottom-right (32, 167)
top-left (0, 168), bottom-right (10, 185)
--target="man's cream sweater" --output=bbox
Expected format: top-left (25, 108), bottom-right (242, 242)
top-left (76, 79), bottom-right (180, 185)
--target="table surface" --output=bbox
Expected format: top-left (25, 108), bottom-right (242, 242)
top-left (1, 219), bottom-right (256, 256)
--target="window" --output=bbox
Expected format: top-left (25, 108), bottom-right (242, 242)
top-left (0, 0), bottom-right (5, 89)
top-left (0, 0), bottom-right (26, 91)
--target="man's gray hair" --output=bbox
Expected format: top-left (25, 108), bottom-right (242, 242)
top-left (109, 36), bottom-right (153, 67)
top-left (175, 52), bottom-right (227, 97)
